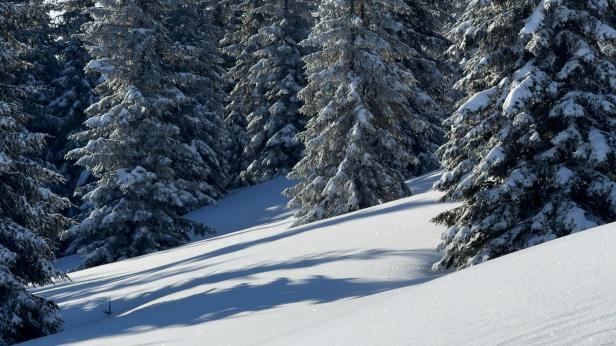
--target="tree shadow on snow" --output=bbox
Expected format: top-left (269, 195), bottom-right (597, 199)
top-left (28, 172), bottom-right (448, 344)
top-left (39, 195), bottom-right (436, 303)
top-left (33, 248), bottom-right (443, 344)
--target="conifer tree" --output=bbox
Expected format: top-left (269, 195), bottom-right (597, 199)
top-left (65, 0), bottom-right (226, 268)
top-left (221, 0), bottom-right (260, 186)
top-left (14, 0), bottom-right (58, 129)
top-left (393, 0), bottom-right (450, 177)
top-left (434, 0), bottom-right (616, 269)
top-left (168, 1), bottom-right (229, 193)
top-left (209, 0), bottom-right (243, 43)
top-left (285, 0), bottom-right (437, 225)
top-left (0, 2), bottom-right (69, 343)
top-left (46, 0), bottom-right (96, 211)
top-left (239, 0), bottom-right (313, 184)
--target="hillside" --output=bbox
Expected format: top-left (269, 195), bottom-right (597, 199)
top-left (21, 172), bottom-right (616, 345)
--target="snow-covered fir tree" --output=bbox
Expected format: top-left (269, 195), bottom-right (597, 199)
top-left (239, 0), bottom-right (313, 184)
top-left (209, 0), bottom-right (243, 43)
top-left (439, 0), bottom-right (468, 30)
top-left (167, 1), bottom-right (228, 193)
top-left (434, 0), bottom-right (616, 270)
top-left (0, 2), bottom-right (70, 343)
top-left (285, 0), bottom-right (441, 225)
top-left (46, 0), bottom-right (96, 211)
top-left (14, 0), bottom-right (58, 129)
top-left (221, 0), bottom-right (260, 186)
top-left (392, 0), bottom-right (450, 177)
top-left (12, 0), bottom-right (65, 204)
top-left (65, 0), bottom-right (227, 268)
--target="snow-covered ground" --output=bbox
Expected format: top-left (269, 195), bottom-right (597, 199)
top-left (21, 172), bottom-right (616, 345)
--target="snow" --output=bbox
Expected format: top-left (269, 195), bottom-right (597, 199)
top-left (85, 60), bottom-right (116, 74)
top-left (588, 128), bottom-right (610, 163)
top-left (21, 171), bottom-right (616, 345)
top-left (520, 0), bottom-right (545, 35)
top-left (0, 151), bottom-right (12, 168)
top-left (483, 144), bottom-right (506, 167)
top-left (595, 22), bottom-right (616, 41)
top-left (84, 112), bottom-right (112, 129)
top-left (502, 73), bottom-right (537, 115)
top-left (564, 206), bottom-right (599, 232)
top-left (186, 177), bottom-right (297, 236)
top-left (457, 86), bottom-right (498, 113)
top-left (555, 166), bottom-right (574, 185)
top-left (278, 222), bottom-right (616, 345)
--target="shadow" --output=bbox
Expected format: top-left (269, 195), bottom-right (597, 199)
top-left (54, 177), bottom-right (297, 273)
top-left (405, 170), bottom-right (442, 195)
top-left (39, 183), bottom-right (441, 303)
top-left (54, 255), bottom-right (85, 273)
top-left (185, 177), bottom-right (297, 236)
top-left (28, 249), bottom-right (442, 345)
top-left (39, 196), bottom-right (436, 305)
top-left (55, 171), bottom-right (443, 273)
top-left (290, 198), bottom-right (436, 236)
top-left (23, 171), bottom-right (453, 345)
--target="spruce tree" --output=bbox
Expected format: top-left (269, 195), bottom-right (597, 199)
top-left (46, 0), bottom-right (96, 208)
top-left (65, 0), bottom-right (226, 268)
top-left (285, 0), bottom-right (437, 225)
top-left (168, 1), bottom-right (229, 194)
top-left (14, 0), bottom-right (58, 131)
top-left (434, 0), bottom-right (616, 269)
top-left (210, 0), bottom-right (245, 189)
top-left (209, 0), bottom-right (243, 42)
top-left (393, 0), bottom-right (450, 177)
top-left (221, 0), bottom-right (260, 187)
top-left (0, 2), bottom-right (69, 343)
top-left (13, 0), bottom-right (65, 204)
top-left (239, 0), bottom-right (313, 184)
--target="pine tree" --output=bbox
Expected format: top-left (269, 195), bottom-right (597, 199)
top-left (0, 2), bottom-right (69, 343)
top-left (434, 0), bottom-right (616, 270)
top-left (65, 0), bottom-right (227, 268)
top-left (285, 0), bottom-right (438, 225)
top-left (46, 0), bottom-right (96, 209)
top-left (239, 0), bottom-right (313, 184)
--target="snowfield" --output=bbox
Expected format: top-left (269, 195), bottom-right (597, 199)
top-left (21, 172), bottom-right (616, 345)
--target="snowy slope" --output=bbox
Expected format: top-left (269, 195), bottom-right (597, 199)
top-left (54, 177), bottom-right (297, 272)
top-left (279, 222), bottom-right (616, 345)
top-left (185, 177), bottom-right (297, 235)
top-left (21, 171), bottom-right (616, 345)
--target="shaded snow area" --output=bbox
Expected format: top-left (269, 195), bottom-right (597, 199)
top-left (55, 177), bottom-right (297, 272)
top-left (185, 177), bottom-right (297, 236)
top-left (22, 171), bottom-right (616, 345)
